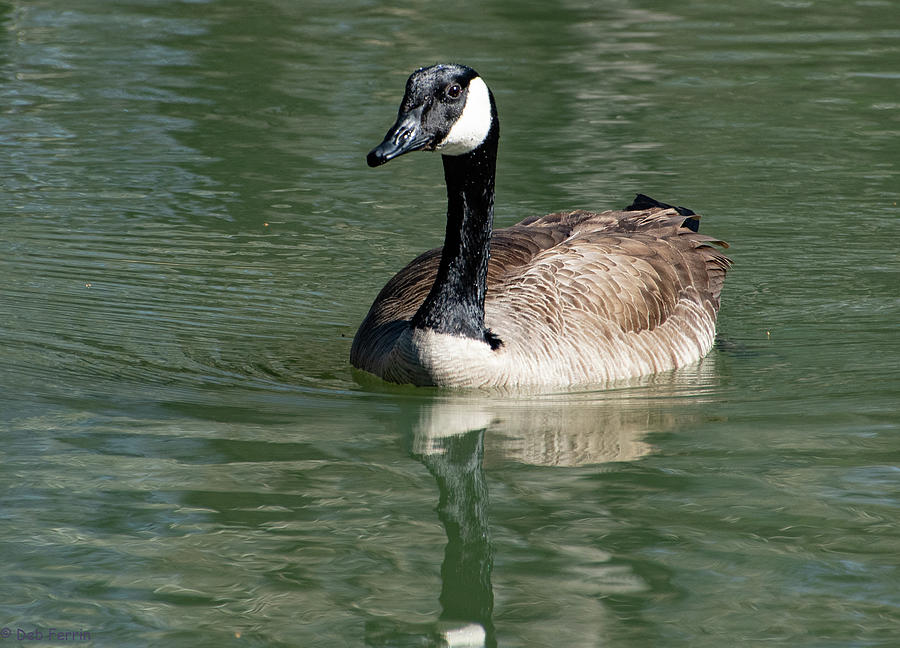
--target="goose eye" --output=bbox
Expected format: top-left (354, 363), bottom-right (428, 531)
top-left (446, 83), bottom-right (462, 99)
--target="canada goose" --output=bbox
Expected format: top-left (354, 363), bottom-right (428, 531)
top-left (351, 64), bottom-right (731, 388)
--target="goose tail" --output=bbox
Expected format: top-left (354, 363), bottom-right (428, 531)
top-left (626, 193), bottom-right (701, 233)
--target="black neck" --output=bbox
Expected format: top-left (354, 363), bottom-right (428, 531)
top-left (410, 118), bottom-right (500, 346)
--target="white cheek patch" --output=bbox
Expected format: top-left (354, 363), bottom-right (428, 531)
top-left (436, 76), bottom-right (492, 155)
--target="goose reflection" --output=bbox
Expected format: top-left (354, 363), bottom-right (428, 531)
top-left (365, 359), bottom-right (717, 646)
top-left (364, 421), bottom-right (497, 648)
top-left (422, 425), bottom-right (496, 648)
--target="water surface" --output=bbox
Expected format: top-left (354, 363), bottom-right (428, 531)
top-left (2, 0), bottom-right (898, 646)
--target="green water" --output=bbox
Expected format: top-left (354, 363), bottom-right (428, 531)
top-left (2, 0), bottom-right (898, 646)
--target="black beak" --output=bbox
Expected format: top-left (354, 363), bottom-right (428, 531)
top-left (366, 104), bottom-right (430, 167)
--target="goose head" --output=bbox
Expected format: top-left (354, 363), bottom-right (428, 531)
top-left (367, 63), bottom-right (496, 167)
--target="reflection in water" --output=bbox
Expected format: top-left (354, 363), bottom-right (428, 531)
top-left (414, 396), bottom-right (654, 468)
top-left (426, 429), bottom-right (495, 648)
top-left (414, 354), bottom-right (719, 467)
top-left (366, 425), bottom-right (495, 648)
top-left (368, 361), bottom-right (715, 646)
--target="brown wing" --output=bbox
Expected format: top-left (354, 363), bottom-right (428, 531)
top-left (493, 209), bottom-right (730, 328)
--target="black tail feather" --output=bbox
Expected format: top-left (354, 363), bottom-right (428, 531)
top-left (626, 193), bottom-right (700, 232)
